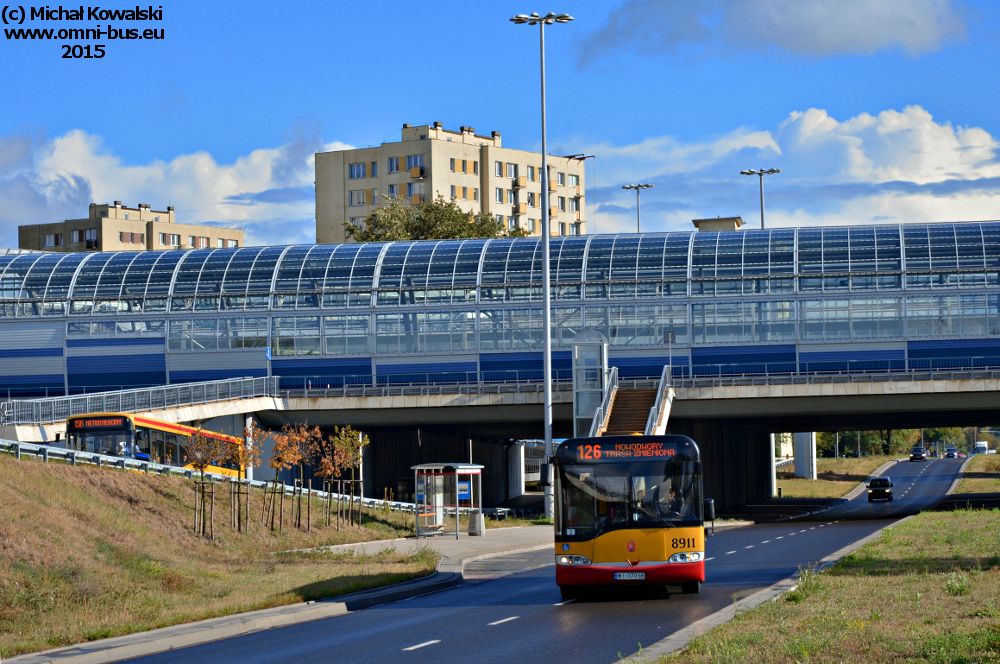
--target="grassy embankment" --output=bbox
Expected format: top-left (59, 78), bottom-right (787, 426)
top-left (776, 455), bottom-right (896, 499)
top-left (654, 508), bottom-right (1000, 663)
top-left (955, 454), bottom-right (1000, 494)
top-left (0, 453), bottom-right (438, 658)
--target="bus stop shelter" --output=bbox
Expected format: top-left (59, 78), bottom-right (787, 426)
top-left (412, 463), bottom-right (485, 539)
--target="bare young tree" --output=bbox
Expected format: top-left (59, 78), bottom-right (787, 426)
top-left (187, 426), bottom-right (228, 480)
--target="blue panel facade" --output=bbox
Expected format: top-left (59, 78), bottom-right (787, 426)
top-left (908, 339), bottom-right (1000, 368)
top-left (66, 353), bottom-right (167, 392)
top-left (0, 373), bottom-right (64, 398)
top-left (170, 368), bottom-right (268, 383)
top-left (479, 351), bottom-right (572, 380)
top-left (0, 347), bottom-right (63, 358)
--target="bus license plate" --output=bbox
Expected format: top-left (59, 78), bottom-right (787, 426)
top-left (613, 572), bottom-right (645, 580)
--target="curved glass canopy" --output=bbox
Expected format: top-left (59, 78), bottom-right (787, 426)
top-left (2, 222), bottom-right (1000, 316)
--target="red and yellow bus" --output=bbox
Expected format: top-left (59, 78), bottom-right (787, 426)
top-left (553, 435), bottom-right (709, 599)
top-left (65, 413), bottom-right (243, 478)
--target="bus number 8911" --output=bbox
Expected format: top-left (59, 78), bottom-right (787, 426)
top-left (672, 537), bottom-right (697, 549)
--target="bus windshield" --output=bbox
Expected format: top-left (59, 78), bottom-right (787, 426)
top-left (559, 461), bottom-right (701, 539)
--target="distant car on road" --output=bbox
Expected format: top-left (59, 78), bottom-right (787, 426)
top-left (910, 446), bottom-right (928, 461)
top-left (867, 477), bottom-right (893, 502)
top-left (945, 447), bottom-right (958, 459)
top-left (958, 453), bottom-right (967, 458)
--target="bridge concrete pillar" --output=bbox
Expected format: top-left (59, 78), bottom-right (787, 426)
top-left (508, 442), bottom-right (525, 499)
top-left (793, 432), bottom-right (817, 480)
top-left (770, 433), bottom-right (777, 497)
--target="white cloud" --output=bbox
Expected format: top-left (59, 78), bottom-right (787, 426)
top-left (583, 104), bottom-right (1000, 234)
top-left (582, 0), bottom-right (965, 63)
top-left (0, 121), bottom-right (351, 248)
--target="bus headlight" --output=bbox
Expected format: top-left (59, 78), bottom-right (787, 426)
top-left (668, 551), bottom-right (703, 563)
top-left (556, 555), bottom-right (592, 566)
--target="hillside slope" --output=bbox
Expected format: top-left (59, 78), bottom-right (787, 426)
top-left (0, 454), bottom-right (431, 657)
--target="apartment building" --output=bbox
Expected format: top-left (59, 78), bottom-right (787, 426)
top-left (18, 202), bottom-right (244, 252)
top-left (315, 122), bottom-right (587, 244)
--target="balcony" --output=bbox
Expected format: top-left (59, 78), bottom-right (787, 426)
top-left (410, 194), bottom-right (425, 205)
top-left (514, 203), bottom-right (527, 215)
top-left (85, 240), bottom-right (98, 249)
top-left (410, 166), bottom-right (424, 179)
top-left (549, 206), bottom-right (559, 217)
top-left (549, 181), bottom-right (557, 192)
top-left (574, 185), bottom-right (582, 197)
top-left (513, 175), bottom-right (527, 188)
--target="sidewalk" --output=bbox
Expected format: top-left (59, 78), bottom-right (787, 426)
top-left (8, 526), bottom-right (554, 664)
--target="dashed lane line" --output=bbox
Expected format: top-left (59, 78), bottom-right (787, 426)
top-left (776, 536), bottom-right (784, 540)
top-left (403, 640), bottom-right (440, 651)
top-left (761, 540), bottom-right (771, 544)
top-left (745, 545), bottom-right (754, 549)
top-left (705, 557), bottom-right (715, 561)
top-left (554, 599), bottom-right (575, 606)
top-left (726, 550), bottom-right (737, 555)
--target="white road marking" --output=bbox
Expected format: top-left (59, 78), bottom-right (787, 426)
top-left (488, 616), bottom-right (519, 626)
top-left (403, 640), bottom-right (440, 651)
top-left (809, 527), bottom-right (816, 530)
top-left (726, 550), bottom-right (737, 554)
top-left (745, 545), bottom-right (754, 549)
top-left (761, 540), bottom-right (771, 544)
top-left (800, 530), bottom-right (807, 533)
top-left (554, 600), bottom-right (575, 606)
top-left (776, 536), bottom-right (784, 540)
top-left (705, 557), bottom-right (715, 561)
top-left (789, 533), bottom-right (796, 536)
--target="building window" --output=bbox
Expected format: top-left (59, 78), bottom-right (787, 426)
top-left (124, 212), bottom-right (129, 220)
top-left (227, 239), bottom-right (238, 248)
top-left (406, 155), bottom-right (424, 170)
top-left (495, 213), bottom-right (503, 224)
top-left (349, 217), bottom-right (366, 231)
top-left (462, 186), bottom-right (468, 200)
top-left (527, 192), bottom-right (536, 207)
top-left (450, 185), bottom-right (457, 199)
top-left (450, 158), bottom-right (456, 172)
top-left (188, 235), bottom-right (195, 248)
top-left (474, 188), bottom-right (479, 202)
top-left (407, 182), bottom-right (423, 198)
top-left (462, 160), bottom-right (468, 174)
top-left (568, 174), bottom-right (580, 187)
top-left (71, 230), bottom-right (81, 243)
top-left (139, 233), bottom-right (144, 244)
top-left (198, 236), bottom-right (209, 249)
top-left (119, 231), bottom-right (124, 243)
top-left (507, 189), bottom-right (516, 205)
top-left (169, 234), bottom-right (180, 246)
top-left (558, 172), bottom-right (566, 186)
top-left (43, 234), bottom-right (62, 247)
top-left (85, 229), bottom-right (97, 241)
top-left (569, 198), bottom-right (579, 212)
top-left (349, 190), bottom-right (367, 206)
top-left (388, 157), bottom-right (399, 173)
top-left (508, 217), bottom-right (518, 231)
top-left (388, 183), bottom-right (398, 197)
top-left (495, 161), bottom-right (503, 177)
top-left (528, 166), bottom-right (535, 182)
top-left (100, 211), bottom-right (108, 218)
top-left (218, 238), bottom-right (224, 248)
top-left (560, 222), bottom-right (567, 236)
top-left (154, 215), bottom-right (160, 222)
top-left (495, 187), bottom-right (503, 204)
top-left (473, 161), bottom-right (479, 175)
top-left (371, 161), bottom-right (378, 177)
top-left (528, 219), bottom-right (537, 233)
top-left (506, 163), bottom-right (517, 178)
top-left (348, 163), bottom-right (367, 179)
top-left (159, 232), bottom-right (167, 246)
top-left (558, 196), bottom-right (566, 212)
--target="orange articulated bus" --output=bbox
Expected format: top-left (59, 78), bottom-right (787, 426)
top-left (65, 413), bottom-right (243, 478)
top-left (553, 435), bottom-right (713, 600)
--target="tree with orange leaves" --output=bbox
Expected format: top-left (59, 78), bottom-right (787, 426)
top-left (270, 422), bottom-right (322, 483)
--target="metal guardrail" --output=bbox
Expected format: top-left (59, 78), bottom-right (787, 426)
top-left (776, 457), bottom-right (795, 469)
top-left (1, 376), bottom-right (280, 427)
top-left (588, 366), bottom-right (619, 437)
top-left (0, 438), bottom-right (512, 518)
top-left (644, 364), bottom-right (672, 436)
top-left (280, 376), bottom-right (574, 400)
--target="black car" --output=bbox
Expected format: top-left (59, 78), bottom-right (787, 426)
top-left (910, 446), bottom-right (928, 461)
top-left (868, 477), bottom-right (893, 502)
top-left (945, 447), bottom-right (958, 459)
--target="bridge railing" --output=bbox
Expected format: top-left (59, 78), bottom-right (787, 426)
top-left (0, 376), bottom-right (280, 426)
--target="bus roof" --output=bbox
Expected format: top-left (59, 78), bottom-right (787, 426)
top-left (555, 435), bottom-right (699, 464)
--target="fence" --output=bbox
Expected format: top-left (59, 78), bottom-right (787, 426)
top-left (0, 439), bottom-right (510, 518)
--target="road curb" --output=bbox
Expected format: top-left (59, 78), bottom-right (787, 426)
top-left (615, 514), bottom-right (916, 664)
top-left (945, 455), bottom-right (975, 496)
top-left (6, 536), bottom-right (555, 664)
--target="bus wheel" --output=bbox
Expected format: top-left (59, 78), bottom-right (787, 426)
top-left (559, 585), bottom-right (579, 601)
top-left (681, 581), bottom-right (701, 594)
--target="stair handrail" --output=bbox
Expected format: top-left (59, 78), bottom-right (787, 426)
top-left (588, 366), bottom-right (618, 437)
top-left (644, 364), bottom-right (672, 436)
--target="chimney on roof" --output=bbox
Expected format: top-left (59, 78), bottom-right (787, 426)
top-left (402, 123), bottom-right (412, 129)
top-left (113, 201), bottom-right (122, 207)
top-left (691, 216), bottom-right (746, 232)
top-left (491, 131), bottom-right (500, 138)
top-left (433, 121), bottom-right (442, 128)
top-left (167, 206), bottom-right (174, 212)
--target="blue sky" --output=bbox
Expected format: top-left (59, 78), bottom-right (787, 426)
top-left (2, 0), bottom-right (999, 245)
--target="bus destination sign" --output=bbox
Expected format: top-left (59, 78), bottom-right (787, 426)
top-left (72, 417), bottom-right (125, 429)
top-left (570, 440), bottom-right (677, 462)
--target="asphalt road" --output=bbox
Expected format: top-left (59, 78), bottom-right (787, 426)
top-left (122, 458), bottom-right (964, 664)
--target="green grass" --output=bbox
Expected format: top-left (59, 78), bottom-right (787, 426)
top-left (776, 455), bottom-right (896, 498)
top-left (0, 453), bottom-right (437, 658)
top-left (955, 454), bottom-right (1000, 494)
top-left (654, 509), bottom-right (1000, 664)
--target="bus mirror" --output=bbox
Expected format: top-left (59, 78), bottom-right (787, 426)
top-left (703, 498), bottom-right (715, 536)
top-left (539, 463), bottom-right (553, 487)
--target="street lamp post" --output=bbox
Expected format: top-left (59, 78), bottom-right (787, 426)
top-left (567, 154), bottom-right (596, 234)
top-left (739, 168), bottom-right (781, 229)
top-left (621, 183), bottom-right (653, 233)
top-left (511, 11), bottom-right (573, 519)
